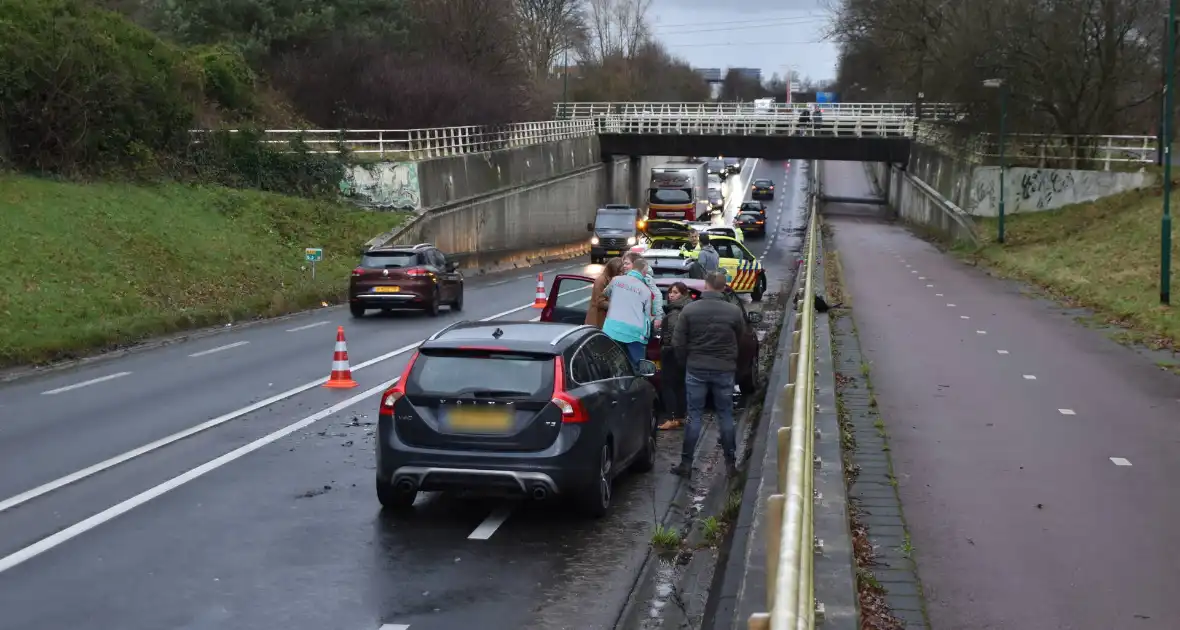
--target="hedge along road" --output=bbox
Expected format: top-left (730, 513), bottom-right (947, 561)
top-left (0, 260), bottom-right (594, 525)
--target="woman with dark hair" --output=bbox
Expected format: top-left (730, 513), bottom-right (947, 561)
top-left (586, 257), bottom-right (624, 327)
top-left (658, 281), bottom-right (691, 430)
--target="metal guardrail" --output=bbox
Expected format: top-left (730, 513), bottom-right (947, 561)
top-left (190, 119), bottom-right (595, 158)
top-left (554, 101), bottom-right (963, 119)
top-left (749, 195), bottom-right (820, 630)
top-left (918, 125), bottom-right (1157, 168)
top-left (594, 114), bottom-right (914, 138)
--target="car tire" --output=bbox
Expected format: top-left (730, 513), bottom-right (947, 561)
top-left (425, 290), bottom-right (441, 317)
top-left (451, 284), bottom-right (464, 311)
top-left (350, 304), bottom-right (365, 318)
top-left (632, 406), bottom-right (658, 473)
top-left (751, 274), bottom-right (766, 302)
top-left (376, 477), bottom-right (415, 511)
top-left (577, 443), bottom-right (613, 518)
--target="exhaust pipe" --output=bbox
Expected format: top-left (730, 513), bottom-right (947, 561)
top-left (395, 478), bottom-right (417, 493)
top-left (531, 485), bottom-right (549, 500)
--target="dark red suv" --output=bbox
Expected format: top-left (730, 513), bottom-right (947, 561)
top-left (349, 243), bottom-right (464, 317)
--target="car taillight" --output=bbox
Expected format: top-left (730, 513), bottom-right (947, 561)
top-left (405, 268), bottom-right (429, 276)
top-left (352, 267), bottom-right (365, 276)
top-left (550, 356), bottom-right (588, 423)
top-left (380, 351), bottom-right (419, 412)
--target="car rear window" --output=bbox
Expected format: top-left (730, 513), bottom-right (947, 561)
top-left (754, 180), bottom-right (772, 186)
top-left (406, 350), bottom-right (555, 398)
top-left (361, 252), bottom-right (418, 268)
top-left (738, 212), bottom-right (762, 222)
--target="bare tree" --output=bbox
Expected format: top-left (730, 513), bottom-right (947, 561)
top-left (581, 0), bottom-right (652, 62)
top-left (516, 0), bottom-right (586, 81)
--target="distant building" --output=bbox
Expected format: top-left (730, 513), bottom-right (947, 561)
top-left (695, 68), bottom-right (723, 83)
top-left (730, 67), bottom-right (762, 83)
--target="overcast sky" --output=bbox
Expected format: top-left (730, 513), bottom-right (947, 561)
top-left (647, 0), bottom-right (838, 83)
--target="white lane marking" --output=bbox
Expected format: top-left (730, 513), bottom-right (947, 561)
top-left (468, 504), bottom-right (516, 540)
top-left (286, 321), bottom-right (329, 332)
top-left (905, 264), bottom-right (911, 268)
top-left (189, 341), bottom-right (249, 357)
top-left (946, 303), bottom-right (956, 307)
top-left (0, 376), bottom-right (403, 575)
top-left (42, 372), bottom-right (132, 395)
top-left (926, 284), bottom-right (934, 288)
top-left (485, 278), bottom-right (514, 287)
top-left (1023, 375), bottom-right (1036, 379)
top-left (960, 315), bottom-right (970, 319)
top-left (976, 330), bottom-right (986, 334)
top-left (379, 625), bottom-right (410, 630)
top-left (919, 276), bottom-right (926, 280)
top-left (935, 293), bottom-right (944, 296)
top-left (1058, 409), bottom-right (1076, 415)
top-left (1110, 457), bottom-right (1132, 466)
top-left (911, 271), bottom-right (918, 274)
top-left (0, 287), bottom-right (592, 516)
top-left (997, 350), bottom-right (1009, 354)
top-left (515, 274), bottom-right (532, 280)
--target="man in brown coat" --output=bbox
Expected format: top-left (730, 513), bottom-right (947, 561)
top-left (585, 258), bottom-right (624, 327)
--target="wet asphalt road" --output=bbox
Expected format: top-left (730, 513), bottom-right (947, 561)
top-left (823, 160), bottom-right (1180, 629)
top-left (0, 159), bottom-right (801, 630)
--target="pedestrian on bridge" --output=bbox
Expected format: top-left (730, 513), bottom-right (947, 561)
top-left (671, 271), bottom-right (744, 478)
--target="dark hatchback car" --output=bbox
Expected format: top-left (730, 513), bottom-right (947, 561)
top-left (740, 201), bottom-right (767, 217)
top-left (540, 266), bottom-right (761, 406)
top-left (349, 243), bottom-right (464, 317)
top-left (736, 210), bottom-right (766, 236)
top-left (724, 157), bottom-right (741, 174)
top-left (751, 179), bottom-right (775, 200)
top-left (376, 321), bottom-right (659, 517)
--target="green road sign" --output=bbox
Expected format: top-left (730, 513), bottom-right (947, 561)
top-left (305, 247), bottom-right (323, 262)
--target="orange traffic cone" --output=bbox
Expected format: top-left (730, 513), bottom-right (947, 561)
top-left (532, 273), bottom-right (547, 308)
top-left (324, 326), bottom-right (358, 388)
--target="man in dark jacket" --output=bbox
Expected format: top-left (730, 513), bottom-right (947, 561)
top-left (671, 271), bottom-right (746, 477)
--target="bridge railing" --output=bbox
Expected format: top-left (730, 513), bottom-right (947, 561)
top-left (555, 101), bottom-right (964, 119)
top-left (748, 196), bottom-right (820, 630)
top-left (593, 114), bottom-right (915, 138)
top-left (190, 119), bottom-right (594, 158)
top-left (918, 124), bottom-right (1157, 169)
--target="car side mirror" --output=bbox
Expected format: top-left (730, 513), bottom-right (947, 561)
top-left (636, 359), bottom-right (657, 377)
top-left (746, 311), bottom-right (763, 324)
top-left (587, 222), bottom-right (594, 232)
top-left (445, 261), bottom-right (458, 272)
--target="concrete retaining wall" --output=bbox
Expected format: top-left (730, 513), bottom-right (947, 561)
top-left (866, 162), bottom-right (979, 245)
top-left (907, 143), bottom-right (1155, 216)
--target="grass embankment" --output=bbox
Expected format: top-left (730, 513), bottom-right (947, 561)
top-left (966, 185), bottom-right (1180, 348)
top-left (0, 175), bottom-right (406, 367)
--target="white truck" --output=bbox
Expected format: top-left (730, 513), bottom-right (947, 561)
top-left (647, 161), bottom-right (708, 221)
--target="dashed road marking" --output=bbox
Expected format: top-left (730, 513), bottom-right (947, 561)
top-left (42, 372), bottom-right (132, 395)
top-left (379, 624), bottom-right (411, 629)
top-left (926, 284), bottom-right (934, 287)
top-left (1058, 409), bottom-right (1076, 415)
top-left (189, 341), bottom-right (249, 357)
top-left (947, 303), bottom-right (956, 307)
top-left (286, 321), bottom-right (329, 332)
top-left (911, 270), bottom-right (918, 274)
top-left (468, 504), bottom-right (516, 540)
top-left (976, 330), bottom-right (986, 334)
top-left (960, 315), bottom-right (970, 319)
top-left (1109, 457), bottom-right (1132, 466)
top-left (1023, 375), bottom-right (1037, 380)
top-left (935, 293), bottom-right (944, 296)
top-left (997, 350), bottom-right (1009, 354)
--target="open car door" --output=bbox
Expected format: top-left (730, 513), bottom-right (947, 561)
top-left (539, 274), bottom-right (595, 324)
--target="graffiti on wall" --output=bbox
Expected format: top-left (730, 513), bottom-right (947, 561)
top-left (967, 166), bottom-right (1152, 216)
top-left (339, 162), bottom-right (422, 212)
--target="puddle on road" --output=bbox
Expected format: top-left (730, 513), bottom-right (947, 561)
top-left (644, 561), bottom-right (678, 626)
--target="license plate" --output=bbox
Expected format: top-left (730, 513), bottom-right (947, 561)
top-left (444, 407), bottom-right (513, 433)
top-left (606, 250), bottom-right (620, 255)
top-left (373, 286), bottom-right (400, 293)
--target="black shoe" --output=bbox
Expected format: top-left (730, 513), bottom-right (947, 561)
top-left (671, 463), bottom-right (691, 478)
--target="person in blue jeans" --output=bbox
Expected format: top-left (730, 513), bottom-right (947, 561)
top-left (670, 271), bottom-right (746, 478)
top-left (602, 258), bottom-right (655, 367)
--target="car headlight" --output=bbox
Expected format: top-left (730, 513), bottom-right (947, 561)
top-left (627, 236), bottom-right (637, 245)
top-left (590, 236), bottom-right (599, 245)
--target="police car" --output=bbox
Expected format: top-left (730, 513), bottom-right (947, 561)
top-left (639, 220), bottom-right (768, 301)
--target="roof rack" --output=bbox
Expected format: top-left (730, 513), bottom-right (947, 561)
top-left (427, 320), bottom-right (468, 341)
top-left (550, 325), bottom-right (595, 346)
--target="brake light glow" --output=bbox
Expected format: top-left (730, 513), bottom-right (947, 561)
top-left (352, 267), bottom-right (365, 276)
top-left (380, 351), bottom-right (419, 411)
top-left (405, 268), bottom-right (429, 276)
top-left (550, 356), bottom-right (588, 423)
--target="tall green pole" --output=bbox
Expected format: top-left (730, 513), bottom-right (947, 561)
top-left (562, 48), bottom-right (570, 120)
top-left (998, 83), bottom-right (1007, 243)
top-left (1163, 4), bottom-right (1175, 305)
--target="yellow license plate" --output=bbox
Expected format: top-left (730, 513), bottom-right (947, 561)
top-left (445, 407), bottom-right (513, 432)
top-left (373, 286), bottom-right (400, 293)
top-left (606, 250), bottom-right (621, 255)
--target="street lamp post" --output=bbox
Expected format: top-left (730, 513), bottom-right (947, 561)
top-left (561, 48), bottom-right (570, 120)
top-left (983, 78), bottom-right (1008, 243)
top-left (1162, 2), bottom-right (1175, 305)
